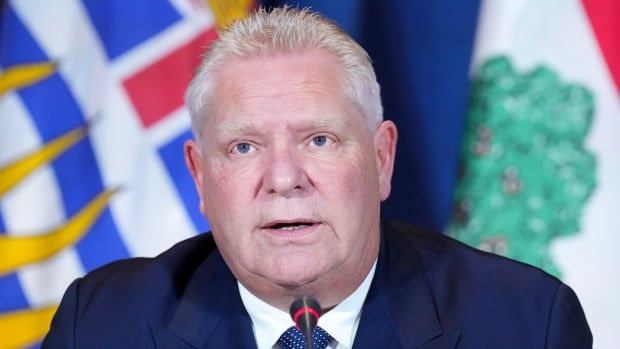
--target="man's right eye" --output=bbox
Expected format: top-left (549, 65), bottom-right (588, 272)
top-left (233, 142), bottom-right (254, 155)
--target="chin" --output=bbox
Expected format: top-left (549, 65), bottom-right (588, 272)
top-left (273, 278), bottom-right (312, 289)
top-left (258, 249), bottom-right (333, 286)
top-left (266, 264), bottom-right (324, 288)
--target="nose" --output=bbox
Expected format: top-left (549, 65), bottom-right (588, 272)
top-left (262, 146), bottom-right (311, 198)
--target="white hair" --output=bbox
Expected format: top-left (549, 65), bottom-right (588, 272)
top-left (185, 6), bottom-right (383, 140)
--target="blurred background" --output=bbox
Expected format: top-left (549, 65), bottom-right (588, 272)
top-left (0, 0), bottom-right (618, 347)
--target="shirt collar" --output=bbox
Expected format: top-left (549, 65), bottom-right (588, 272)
top-left (238, 260), bottom-right (377, 349)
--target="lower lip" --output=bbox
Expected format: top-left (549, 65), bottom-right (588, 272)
top-left (262, 223), bottom-right (321, 238)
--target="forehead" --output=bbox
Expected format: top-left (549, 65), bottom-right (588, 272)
top-left (207, 49), bottom-right (358, 130)
top-left (215, 49), bottom-right (345, 96)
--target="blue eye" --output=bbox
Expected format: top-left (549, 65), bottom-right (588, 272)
top-left (235, 143), bottom-right (252, 154)
top-left (311, 135), bottom-right (328, 147)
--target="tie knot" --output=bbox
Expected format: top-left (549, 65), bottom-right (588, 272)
top-left (277, 326), bottom-right (333, 349)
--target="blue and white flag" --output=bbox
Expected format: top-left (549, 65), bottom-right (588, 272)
top-left (0, 1), bottom-right (252, 347)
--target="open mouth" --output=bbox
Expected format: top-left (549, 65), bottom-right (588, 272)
top-left (263, 220), bottom-right (319, 232)
top-left (268, 222), bottom-right (315, 231)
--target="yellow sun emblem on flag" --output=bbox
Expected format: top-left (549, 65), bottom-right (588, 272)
top-left (0, 62), bottom-right (117, 348)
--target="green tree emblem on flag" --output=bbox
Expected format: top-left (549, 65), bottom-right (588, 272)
top-left (448, 56), bottom-right (597, 277)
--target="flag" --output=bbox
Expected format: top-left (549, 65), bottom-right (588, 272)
top-left (448, 0), bottom-right (620, 347)
top-left (0, 0), bottom-right (252, 347)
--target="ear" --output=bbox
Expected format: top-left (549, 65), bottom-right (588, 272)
top-left (374, 120), bottom-right (398, 201)
top-left (184, 139), bottom-right (207, 215)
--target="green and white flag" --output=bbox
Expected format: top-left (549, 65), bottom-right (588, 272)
top-left (449, 0), bottom-right (619, 347)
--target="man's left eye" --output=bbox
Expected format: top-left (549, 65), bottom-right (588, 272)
top-left (234, 142), bottom-right (254, 154)
top-left (310, 135), bottom-right (331, 147)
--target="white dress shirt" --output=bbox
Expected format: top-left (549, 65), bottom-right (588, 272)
top-left (238, 260), bottom-right (377, 349)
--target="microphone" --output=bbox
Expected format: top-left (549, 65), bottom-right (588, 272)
top-left (289, 296), bottom-right (322, 349)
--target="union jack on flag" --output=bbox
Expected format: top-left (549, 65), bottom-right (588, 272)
top-left (0, 1), bottom-right (252, 347)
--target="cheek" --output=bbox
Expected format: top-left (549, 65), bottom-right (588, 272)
top-left (201, 160), bottom-right (257, 224)
top-left (316, 153), bottom-right (379, 209)
top-left (206, 158), bottom-right (256, 195)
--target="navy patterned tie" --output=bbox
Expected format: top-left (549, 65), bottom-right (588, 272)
top-left (277, 326), bottom-right (333, 349)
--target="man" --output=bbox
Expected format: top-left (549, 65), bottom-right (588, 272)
top-left (43, 7), bottom-right (592, 349)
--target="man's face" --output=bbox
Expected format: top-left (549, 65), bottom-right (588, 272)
top-left (185, 49), bottom-right (396, 298)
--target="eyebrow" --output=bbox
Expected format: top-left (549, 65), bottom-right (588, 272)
top-left (216, 116), bottom-right (349, 137)
top-left (294, 116), bottom-right (348, 132)
top-left (216, 122), bottom-right (261, 137)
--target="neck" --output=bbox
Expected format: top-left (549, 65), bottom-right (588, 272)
top-left (242, 246), bottom-right (378, 312)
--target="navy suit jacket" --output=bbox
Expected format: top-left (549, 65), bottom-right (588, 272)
top-left (43, 221), bottom-right (592, 348)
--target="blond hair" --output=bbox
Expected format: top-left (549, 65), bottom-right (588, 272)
top-left (185, 6), bottom-right (383, 139)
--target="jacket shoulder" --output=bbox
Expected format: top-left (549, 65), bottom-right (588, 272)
top-left (44, 233), bottom-right (218, 348)
top-left (385, 220), bottom-right (561, 288)
top-left (383, 221), bottom-right (591, 348)
top-left (80, 232), bottom-right (217, 291)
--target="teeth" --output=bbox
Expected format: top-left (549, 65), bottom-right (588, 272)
top-left (277, 225), bottom-right (302, 230)
top-left (272, 223), bottom-right (311, 230)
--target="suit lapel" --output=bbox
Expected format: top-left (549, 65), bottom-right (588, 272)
top-left (149, 248), bottom-right (257, 349)
top-left (354, 221), bottom-right (460, 349)
top-left (149, 322), bottom-right (195, 349)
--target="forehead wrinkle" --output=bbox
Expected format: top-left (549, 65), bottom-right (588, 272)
top-left (231, 81), bottom-right (330, 102)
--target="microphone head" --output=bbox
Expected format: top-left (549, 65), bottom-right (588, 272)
top-left (289, 296), bottom-right (322, 348)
